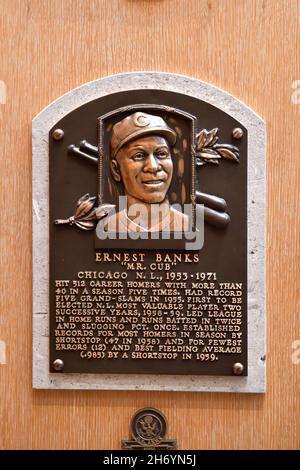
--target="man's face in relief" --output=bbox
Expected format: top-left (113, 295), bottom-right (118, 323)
top-left (111, 135), bottom-right (173, 204)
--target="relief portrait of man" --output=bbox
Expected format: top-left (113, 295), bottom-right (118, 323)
top-left (103, 112), bottom-right (190, 234)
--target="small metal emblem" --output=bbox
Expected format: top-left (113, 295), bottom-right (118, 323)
top-left (122, 408), bottom-right (176, 450)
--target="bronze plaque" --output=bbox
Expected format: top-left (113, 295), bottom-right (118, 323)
top-left (49, 87), bottom-right (248, 377)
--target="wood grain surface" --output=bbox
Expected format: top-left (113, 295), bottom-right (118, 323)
top-left (0, 0), bottom-right (299, 450)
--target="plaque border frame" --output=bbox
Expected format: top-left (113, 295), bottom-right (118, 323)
top-left (32, 72), bottom-right (266, 392)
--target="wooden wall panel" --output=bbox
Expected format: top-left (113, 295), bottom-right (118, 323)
top-left (0, 0), bottom-right (299, 449)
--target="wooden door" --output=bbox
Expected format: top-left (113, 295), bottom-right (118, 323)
top-left (0, 0), bottom-right (299, 449)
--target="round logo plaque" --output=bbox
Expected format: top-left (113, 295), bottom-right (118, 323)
top-left (131, 408), bottom-right (167, 447)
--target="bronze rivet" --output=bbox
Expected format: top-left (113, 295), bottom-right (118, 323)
top-left (52, 128), bottom-right (64, 141)
top-left (53, 359), bottom-right (64, 371)
top-left (233, 362), bottom-right (244, 375)
top-left (232, 127), bottom-right (243, 139)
